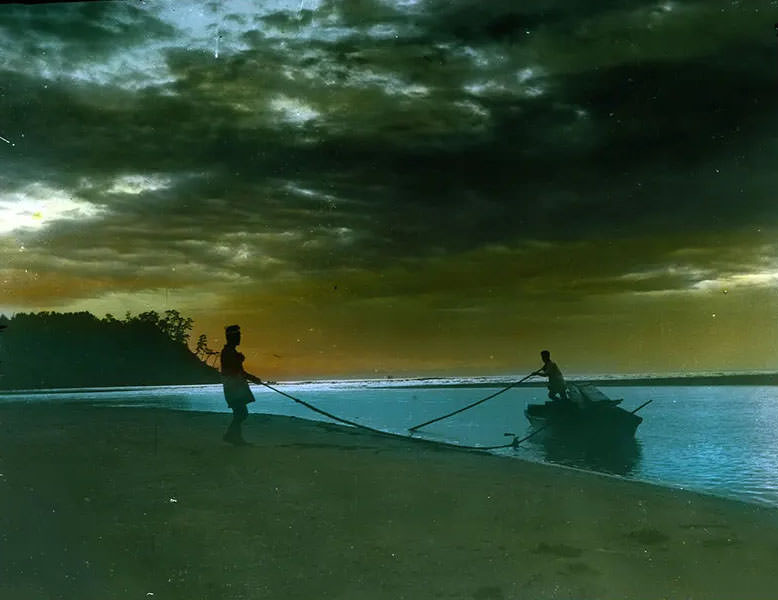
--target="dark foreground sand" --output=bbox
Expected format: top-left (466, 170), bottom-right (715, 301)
top-left (2, 404), bottom-right (777, 600)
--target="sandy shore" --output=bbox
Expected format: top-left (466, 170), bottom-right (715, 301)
top-left (1, 404), bottom-right (777, 599)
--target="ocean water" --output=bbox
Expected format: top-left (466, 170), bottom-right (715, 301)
top-left (2, 380), bottom-right (777, 508)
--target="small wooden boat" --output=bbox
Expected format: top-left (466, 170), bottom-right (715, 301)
top-left (524, 383), bottom-right (645, 439)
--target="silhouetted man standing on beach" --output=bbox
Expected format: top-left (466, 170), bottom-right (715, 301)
top-left (533, 350), bottom-right (568, 402)
top-left (221, 324), bottom-right (262, 445)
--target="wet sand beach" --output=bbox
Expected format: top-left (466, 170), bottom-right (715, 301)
top-left (1, 404), bottom-right (777, 599)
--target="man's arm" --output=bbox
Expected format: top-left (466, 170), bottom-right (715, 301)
top-left (244, 371), bottom-right (263, 385)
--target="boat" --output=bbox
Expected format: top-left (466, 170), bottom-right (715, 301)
top-left (524, 383), bottom-right (645, 439)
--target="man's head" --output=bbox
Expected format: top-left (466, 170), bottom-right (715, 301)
top-left (225, 324), bottom-right (241, 345)
top-left (540, 350), bottom-right (550, 362)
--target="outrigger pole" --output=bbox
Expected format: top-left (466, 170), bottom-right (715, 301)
top-left (630, 398), bottom-right (653, 414)
top-left (408, 372), bottom-right (537, 432)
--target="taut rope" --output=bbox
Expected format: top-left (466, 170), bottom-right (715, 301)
top-left (259, 381), bottom-right (520, 451)
top-left (408, 373), bottom-right (536, 432)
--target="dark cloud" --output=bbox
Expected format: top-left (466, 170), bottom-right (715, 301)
top-left (3, 1), bottom-right (778, 354)
top-left (0, 2), bottom-right (175, 69)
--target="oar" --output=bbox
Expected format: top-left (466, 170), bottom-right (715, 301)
top-left (409, 372), bottom-right (538, 432)
top-left (630, 399), bottom-right (653, 414)
top-left (511, 423), bottom-right (552, 447)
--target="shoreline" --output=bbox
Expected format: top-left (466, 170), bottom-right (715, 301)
top-left (3, 371), bottom-right (778, 396)
top-left (1, 398), bottom-right (772, 509)
top-left (2, 403), bottom-right (777, 599)
top-left (372, 373), bottom-right (778, 389)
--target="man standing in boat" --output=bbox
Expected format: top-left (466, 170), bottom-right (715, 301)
top-left (221, 324), bottom-right (263, 445)
top-left (533, 350), bottom-right (569, 402)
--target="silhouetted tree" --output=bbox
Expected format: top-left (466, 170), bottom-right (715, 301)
top-left (0, 310), bottom-right (219, 390)
top-left (160, 309), bottom-right (193, 345)
top-left (195, 333), bottom-right (208, 359)
top-left (120, 309), bottom-right (193, 346)
top-left (194, 332), bottom-right (221, 366)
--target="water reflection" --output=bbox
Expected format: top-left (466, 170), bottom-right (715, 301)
top-left (528, 432), bottom-right (643, 476)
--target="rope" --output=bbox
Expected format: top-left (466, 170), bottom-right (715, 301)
top-left (408, 373), bottom-right (536, 432)
top-left (259, 381), bottom-right (520, 452)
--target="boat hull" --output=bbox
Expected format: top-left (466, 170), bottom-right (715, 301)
top-left (524, 400), bottom-right (642, 439)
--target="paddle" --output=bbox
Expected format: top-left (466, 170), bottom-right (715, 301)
top-left (630, 399), bottom-right (653, 414)
top-left (408, 371), bottom-right (539, 432)
top-left (511, 423), bottom-right (552, 447)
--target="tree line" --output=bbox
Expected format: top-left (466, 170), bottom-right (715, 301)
top-left (0, 310), bottom-right (221, 390)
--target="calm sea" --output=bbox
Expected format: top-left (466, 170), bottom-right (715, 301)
top-left (2, 380), bottom-right (777, 508)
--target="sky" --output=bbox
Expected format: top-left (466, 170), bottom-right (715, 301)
top-left (2, 0), bottom-right (778, 379)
